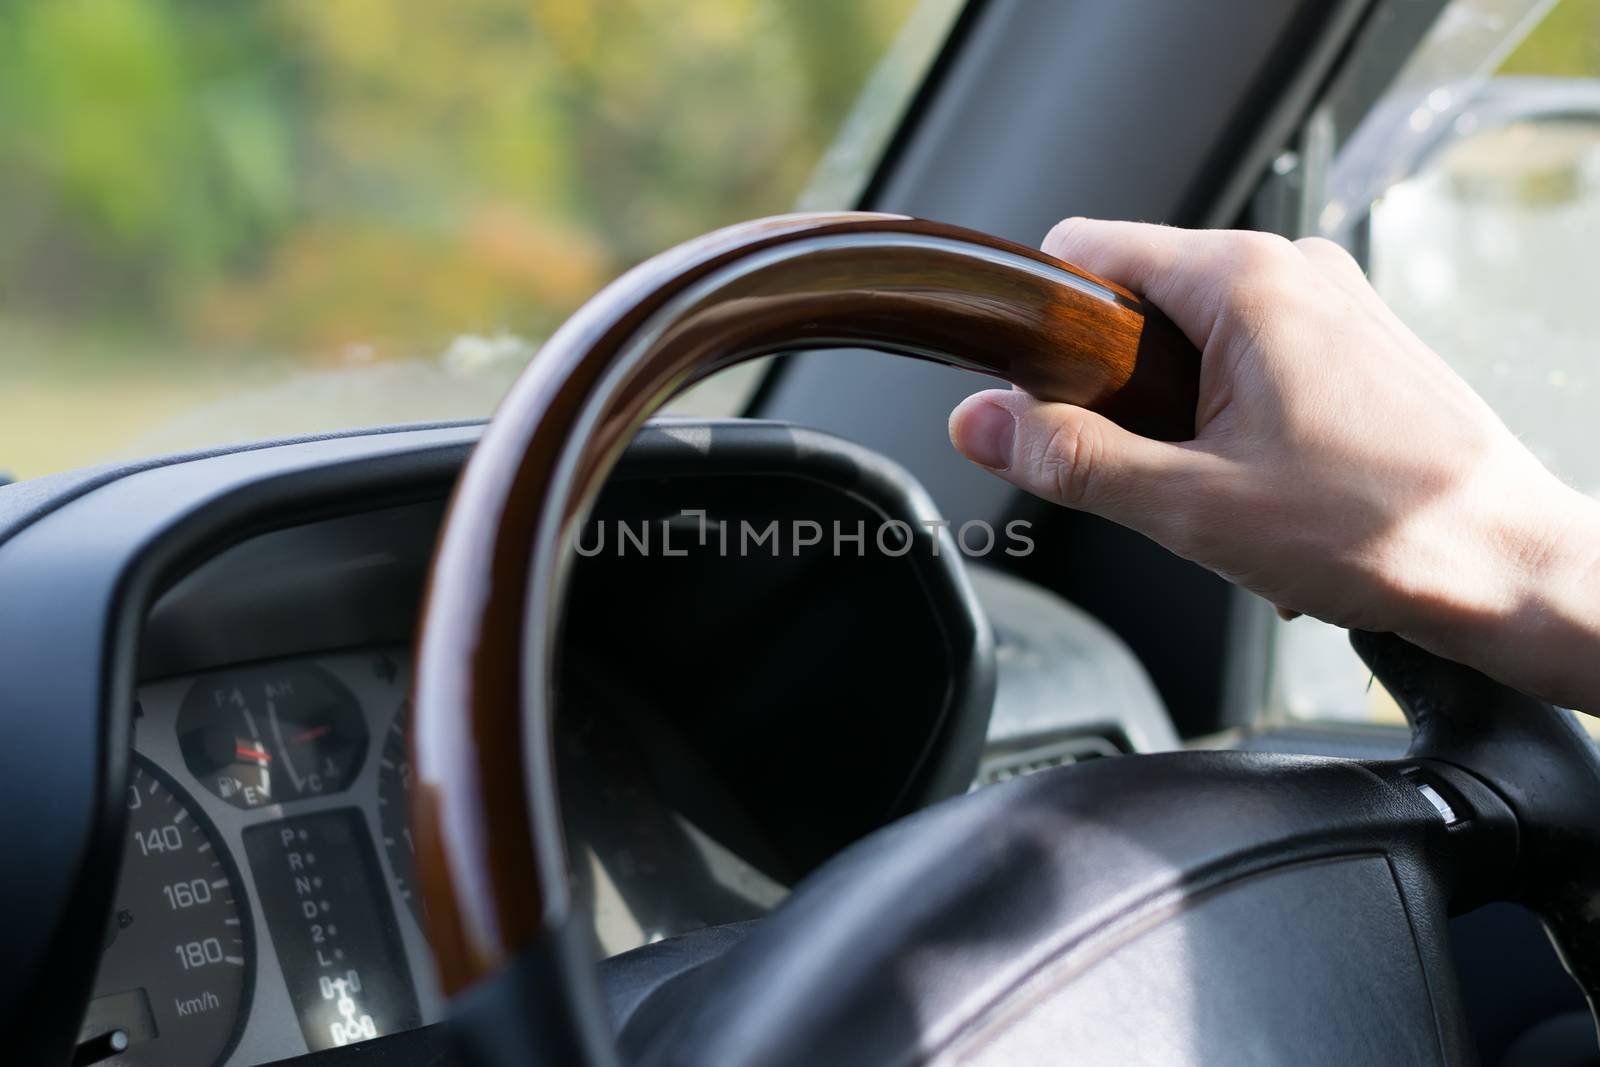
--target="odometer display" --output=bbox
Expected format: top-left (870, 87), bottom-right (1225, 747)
top-left (79, 758), bottom-right (252, 1066)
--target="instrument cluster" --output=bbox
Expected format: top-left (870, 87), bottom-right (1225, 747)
top-left (79, 647), bottom-right (439, 1067)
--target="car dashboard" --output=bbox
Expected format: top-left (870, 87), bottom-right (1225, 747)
top-left (0, 419), bottom-right (1176, 1066)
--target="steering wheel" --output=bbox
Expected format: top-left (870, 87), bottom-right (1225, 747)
top-left (411, 212), bottom-right (1600, 1065)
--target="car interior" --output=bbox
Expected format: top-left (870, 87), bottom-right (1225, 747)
top-left (5, 0), bottom-right (1600, 1064)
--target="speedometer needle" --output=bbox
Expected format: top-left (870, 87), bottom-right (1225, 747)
top-left (73, 1027), bottom-right (129, 1066)
top-left (236, 744), bottom-right (272, 763)
top-left (291, 724), bottom-right (331, 744)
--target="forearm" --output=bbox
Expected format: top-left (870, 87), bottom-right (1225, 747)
top-left (1404, 484), bottom-right (1600, 711)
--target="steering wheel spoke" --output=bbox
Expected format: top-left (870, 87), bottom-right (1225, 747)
top-left (1355, 629), bottom-right (1600, 1041)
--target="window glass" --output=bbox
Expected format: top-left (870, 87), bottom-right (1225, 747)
top-left (1273, 0), bottom-right (1600, 721)
top-left (0, 0), bottom-right (961, 480)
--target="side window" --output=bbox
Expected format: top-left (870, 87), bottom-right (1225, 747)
top-left (1269, 0), bottom-right (1600, 721)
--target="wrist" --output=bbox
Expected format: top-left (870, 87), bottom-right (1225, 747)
top-left (1455, 482), bottom-right (1600, 707)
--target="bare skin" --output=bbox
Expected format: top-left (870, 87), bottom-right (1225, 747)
top-left (948, 218), bottom-right (1600, 709)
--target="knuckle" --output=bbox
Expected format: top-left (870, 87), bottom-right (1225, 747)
top-left (1217, 238), bottom-right (1300, 306)
top-left (1294, 235), bottom-right (1361, 275)
top-left (1231, 231), bottom-right (1291, 274)
top-left (1036, 417), bottom-right (1100, 507)
top-left (1293, 235), bottom-right (1345, 260)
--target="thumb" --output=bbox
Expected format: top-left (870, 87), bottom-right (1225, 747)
top-left (948, 389), bottom-right (1207, 537)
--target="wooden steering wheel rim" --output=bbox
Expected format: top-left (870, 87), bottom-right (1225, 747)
top-left (409, 211), bottom-right (1201, 994)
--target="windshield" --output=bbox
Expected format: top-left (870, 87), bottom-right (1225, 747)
top-left (0, 0), bottom-right (958, 481)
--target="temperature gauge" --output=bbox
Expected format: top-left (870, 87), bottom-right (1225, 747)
top-left (178, 662), bottom-right (368, 809)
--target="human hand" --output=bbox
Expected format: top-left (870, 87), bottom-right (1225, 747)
top-left (948, 218), bottom-right (1600, 707)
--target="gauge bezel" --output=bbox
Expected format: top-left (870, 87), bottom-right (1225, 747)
top-left (176, 661), bottom-right (370, 811)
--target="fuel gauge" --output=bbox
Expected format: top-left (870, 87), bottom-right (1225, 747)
top-left (178, 661), bottom-right (368, 809)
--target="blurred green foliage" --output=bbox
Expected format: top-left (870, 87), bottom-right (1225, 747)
top-left (0, 0), bottom-right (917, 367)
top-left (1501, 0), bottom-right (1600, 77)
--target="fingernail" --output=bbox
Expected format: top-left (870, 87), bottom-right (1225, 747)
top-left (955, 400), bottom-right (1015, 471)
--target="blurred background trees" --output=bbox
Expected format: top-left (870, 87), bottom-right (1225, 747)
top-left (0, 0), bottom-right (925, 476)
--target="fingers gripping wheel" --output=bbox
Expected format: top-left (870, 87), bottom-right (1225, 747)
top-left (408, 212), bottom-right (1200, 1062)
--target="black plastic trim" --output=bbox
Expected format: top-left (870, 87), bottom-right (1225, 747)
top-left (0, 419), bottom-right (484, 552)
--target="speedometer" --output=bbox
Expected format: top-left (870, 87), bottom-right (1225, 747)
top-left (77, 757), bottom-right (253, 1067)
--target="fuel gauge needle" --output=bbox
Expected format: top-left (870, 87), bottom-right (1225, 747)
top-left (235, 744), bottom-right (272, 763)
